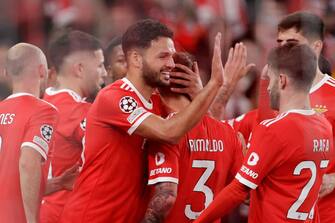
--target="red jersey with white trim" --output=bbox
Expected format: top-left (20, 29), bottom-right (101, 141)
top-left (40, 88), bottom-right (91, 223)
top-left (60, 78), bottom-right (162, 223)
top-left (311, 75), bottom-right (335, 223)
top-left (147, 115), bottom-right (243, 223)
top-left (0, 93), bottom-right (58, 223)
top-left (228, 109), bottom-right (258, 143)
top-left (236, 110), bottom-right (334, 223)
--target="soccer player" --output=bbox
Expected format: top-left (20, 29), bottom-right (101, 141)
top-left (0, 43), bottom-right (58, 223)
top-left (39, 30), bottom-right (106, 223)
top-left (60, 19), bottom-right (225, 223)
top-left (142, 49), bottom-right (247, 223)
top-left (195, 43), bottom-right (334, 223)
top-left (104, 36), bottom-right (127, 85)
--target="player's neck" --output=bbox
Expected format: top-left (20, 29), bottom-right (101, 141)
top-left (56, 75), bottom-right (83, 98)
top-left (12, 82), bottom-right (39, 98)
top-left (311, 67), bottom-right (325, 88)
top-left (126, 71), bottom-right (155, 101)
top-left (160, 94), bottom-right (190, 112)
top-left (279, 92), bottom-right (311, 114)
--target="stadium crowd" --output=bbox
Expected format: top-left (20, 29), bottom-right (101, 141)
top-left (0, 1), bottom-right (335, 223)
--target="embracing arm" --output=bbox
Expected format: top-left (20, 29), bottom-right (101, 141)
top-left (142, 182), bottom-right (178, 223)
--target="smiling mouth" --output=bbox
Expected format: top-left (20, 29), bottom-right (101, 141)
top-left (161, 71), bottom-right (170, 80)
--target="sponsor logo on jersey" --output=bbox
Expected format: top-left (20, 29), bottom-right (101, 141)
top-left (150, 167), bottom-right (172, 176)
top-left (241, 165), bottom-right (259, 179)
top-left (247, 152), bottom-right (259, 166)
top-left (312, 105), bottom-right (328, 114)
top-left (80, 118), bottom-right (86, 131)
top-left (127, 107), bottom-right (146, 124)
top-left (155, 152), bottom-right (165, 166)
top-left (40, 125), bottom-right (53, 143)
top-left (119, 96), bottom-right (138, 113)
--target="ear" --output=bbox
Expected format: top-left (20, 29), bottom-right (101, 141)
top-left (38, 64), bottom-right (47, 79)
top-left (279, 73), bottom-right (287, 90)
top-left (312, 40), bottom-right (323, 56)
top-left (73, 62), bottom-right (84, 78)
top-left (128, 50), bottom-right (143, 69)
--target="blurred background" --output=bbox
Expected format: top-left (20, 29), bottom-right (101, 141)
top-left (0, 0), bottom-right (334, 119)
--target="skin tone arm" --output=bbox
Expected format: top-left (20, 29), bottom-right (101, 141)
top-left (44, 163), bottom-right (80, 195)
top-left (135, 33), bottom-right (225, 144)
top-left (142, 182), bottom-right (178, 223)
top-left (319, 173), bottom-right (335, 198)
top-left (210, 43), bottom-right (255, 120)
top-left (19, 148), bottom-right (43, 223)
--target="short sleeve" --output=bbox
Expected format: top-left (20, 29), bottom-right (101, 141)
top-left (147, 141), bottom-right (180, 185)
top-left (235, 124), bottom-right (284, 189)
top-left (95, 90), bottom-right (152, 135)
top-left (21, 104), bottom-right (58, 160)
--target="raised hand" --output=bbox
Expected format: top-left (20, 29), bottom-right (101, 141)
top-left (170, 62), bottom-right (203, 100)
top-left (209, 32), bottom-right (225, 87)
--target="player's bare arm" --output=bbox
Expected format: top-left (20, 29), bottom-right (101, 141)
top-left (19, 148), bottom-right (43, 223)
top-left (210, 43), bottom-right (255, 120)
top-left (135, 33), bottom-right (224, 143)
top-left (44, 163), bottom-right (80, 195)
top-left (142, 182), bottom-right (177, 223)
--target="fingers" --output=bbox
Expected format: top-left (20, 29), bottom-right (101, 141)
top-left (170, 87), bottom-right (191, 94)
top-left (174, 64), bottom-right (195, 76)
top-left (193, 61), bottom-right (199, 75)
top-left (170, 71), bottom-right (192, 81)
top-left (169, 78), bottom-right (191, 87)
top-left (212, 32), bottom-right (222, 62)
top-left (64, 163), bottom-right (80, 174)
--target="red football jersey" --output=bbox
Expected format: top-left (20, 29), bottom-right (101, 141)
top-left (60, 78), bottom-right (162, 223)
top-left (310, 75), bottom-right (335, 223)
top-left (0, 93), bottom-right (58, 223)
top-left (236, 110), bottom-right (334, 223)
top-left (40, 88), bottom-right (91, 223)
top-left (147, 115), bottom-right (243, 222)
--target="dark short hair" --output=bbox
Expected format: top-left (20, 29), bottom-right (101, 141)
top-left (48, 30), bottom-right (102, 72)
top-left (268, 43), bottom-right (317, 92)
top-left (278, 11), bottom-right (325, 40)
top-left (104, 36), bottom-right (122, 67)
top-left (122, 19), bottom-right (173, 55)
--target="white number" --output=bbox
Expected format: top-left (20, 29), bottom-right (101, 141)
top-left (0, 136), bottom-right (2, 152)
top-left (185, 160), bottom-right (215, 220)
top-left (287, 160), bottom-right (329, 220)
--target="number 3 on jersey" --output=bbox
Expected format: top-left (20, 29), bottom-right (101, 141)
top-left (185, 160), bottom-right (215, 219)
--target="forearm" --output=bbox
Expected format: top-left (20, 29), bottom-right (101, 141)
top-left (44, 176), bottom-right (63, 195)
top-left (142, 183), bottom-right (177, 223)
top-left (209, 85), bottom-right (230, 120)
top-left (19, 154), bottom-right (42, 223)
top-left (195, 179), bottom-right (249, 223)
top-left (166, 80), bottom-right (221, 141)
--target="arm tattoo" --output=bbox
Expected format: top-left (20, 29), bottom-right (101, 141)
top-left (142, 182), bottom-right (177, 223)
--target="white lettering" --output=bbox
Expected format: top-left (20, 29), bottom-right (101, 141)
top-left (313, 139), bottom-right (330, 152)
top-left (188, 139), bottom-right (224, 153)
top-left (150, 167), bottom-right (172, 176)
top-left (0, 113), bottom-right (15, 125)
top-left (241, 165), bottom-right (259, 179)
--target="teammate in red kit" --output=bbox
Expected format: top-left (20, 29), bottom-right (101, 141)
top-left (142, 49), bottom-right (250, 223)
top-left (60, 19), bottom-right (225, 223)
top-left (39, 30), bottom-right (106, 223)
top-left (195, 44), bottom-right (334, 223)
top-left (0, 43), bottom-right (58, 223)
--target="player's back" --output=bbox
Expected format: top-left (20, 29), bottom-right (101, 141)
top-left (167, 115), bottom-right (243, 222)
top-left (61, 79), bottom-right (162, 223)
top-left (246, 111), bottom-right (334, 223)
top-left (0, 93), bottom-right (58, 223)
top-left (40, 88), bottom-right (91, 222)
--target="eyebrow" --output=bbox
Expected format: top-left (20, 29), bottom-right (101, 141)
top-left (277, 38), bottom-right (299, 43)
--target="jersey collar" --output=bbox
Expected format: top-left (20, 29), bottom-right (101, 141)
top-left (45, 87), bottom-right (84, 102)
top-left (309, 74), bottom-right (329, 94)
top-left (286, 109), bottom-right (316, 116)
top-left (122, 78), bottom-right (153, 110)
top-left (5, 92), bottom-right (36, 100)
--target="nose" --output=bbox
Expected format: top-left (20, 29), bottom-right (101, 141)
top-left (166, 57), bottom-right (175, 69)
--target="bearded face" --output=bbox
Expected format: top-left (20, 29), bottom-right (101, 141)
top-left (142, 59), bottom-right (171, 87)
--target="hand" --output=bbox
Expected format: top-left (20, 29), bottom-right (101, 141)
top-left (223, 42), bottom-right (255, 90)
top-left (209, 32), bottom-right (224, 87)
top-left (58, 163), bottom-right (80, 191)
top-left (170, 62), bottom-right (203, 100)
top-left (237, 132), bottom-right (247, 156)
top-left (260, 64), bottom-right (269, 80)
top-left (319, 173), bottom-right (335, 198)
